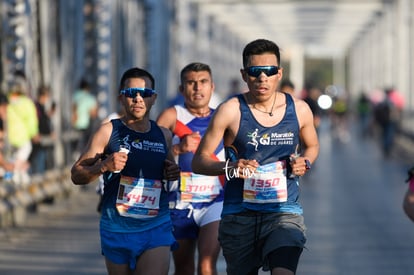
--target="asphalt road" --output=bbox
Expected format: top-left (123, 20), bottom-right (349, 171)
top-left (0, 118), bottom-right (413, 275)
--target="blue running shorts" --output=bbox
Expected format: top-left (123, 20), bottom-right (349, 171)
top-left (100, 222), bottom-right (177, 270)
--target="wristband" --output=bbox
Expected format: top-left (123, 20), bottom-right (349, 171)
top-left (305, 159), bottom-right (311, 170)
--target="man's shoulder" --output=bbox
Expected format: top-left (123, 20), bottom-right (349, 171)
top-left (156, 106), bottom-right (177, 130)
top-left (221, 95), bottom-right (241, 108)
top-left (157, 106), bottom-right (177, 120)
top-left (293, 97), bottom-right (314, 118)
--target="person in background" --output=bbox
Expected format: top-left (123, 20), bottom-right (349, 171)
top-left (7, 73), bottom-right (38, 185)
top-left (192, 38), bottom-right (319, 275)
top-left (0, 120), bottom-right (15, 178)
top-left (0, 93), bottom-right (15, 178)
top-left (303, 86), bottom-right (322, 131)
top-left (356, 92), bottom-right (372, 138)
top-left (157, 62), bottom-right (224, 275)
top-left (71, 67), bottom-right (180, 275)
top-left (30, 85), bottom-right (56, 174)
top-left (280, 79), bottom-right (295, 97)
top-left (330, 94), bottom-right (350, 143)
top-left (403, 166), bottom-right (414, 222)
top-left (373, 88), bottom-right (404, 157)
top-left (71, 78), bottom-right (98, 156)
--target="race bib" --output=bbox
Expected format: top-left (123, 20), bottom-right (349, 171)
top-left (180, 172), bottom-right (221, 202)
top-left (116, 175), bottom-right (161, 219)
top-left (243, 161), bottom-right (287, 203)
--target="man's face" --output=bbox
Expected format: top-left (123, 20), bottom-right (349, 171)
top-left (180, 70), bottom-right (214, 109)
top-left (241, 53), bottom-right (282, 99)
top-left (120, 77), bottom-right (156, 119)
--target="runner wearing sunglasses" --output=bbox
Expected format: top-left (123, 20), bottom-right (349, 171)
top-left (71, 67), bottom-right (180, 275)
top-left (192, 39), bottom-right (319, 275)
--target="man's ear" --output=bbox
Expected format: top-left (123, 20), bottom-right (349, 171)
top-left (277, 67), bottom-right (283, 80)
top-left (148, 93), bottom-right (157, 106)
top-left (240, 69), bottom-right (247, 83)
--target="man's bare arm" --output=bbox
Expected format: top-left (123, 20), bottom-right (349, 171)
top-left (296, 100), bottom-right (319, 164)
top-left (160, 126), bottom-right (180, 181)
top-left (192, 99), bottom-right (237, 176)
top-left (71, 123), bottom-right (113, 185)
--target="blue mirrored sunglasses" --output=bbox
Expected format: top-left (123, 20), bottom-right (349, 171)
top-left (245, 66), bottom-right (279, 77)
top-left (119, 87), bottom-right (156, 98)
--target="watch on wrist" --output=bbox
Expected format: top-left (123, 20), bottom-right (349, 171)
top-left (305, 159), bottom-right (311, 170)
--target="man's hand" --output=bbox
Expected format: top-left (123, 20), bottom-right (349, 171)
top-left (178, 132), bottom-right (201, 154)
top-left (164, 159), bottom-right (180, 181)
top-left (228, 159), bottom-right (259, 179)
top-left (289, 155), bottom-right (310, 177)
top-left (100, 151), bottom-right (128, 173)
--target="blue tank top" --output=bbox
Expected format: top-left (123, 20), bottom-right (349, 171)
top-left (100, 119), bottom-right (171, 232)
top-left (170, 105), bottom-right (225, 209)
top-left (222, 93), bottom-right (303, 215)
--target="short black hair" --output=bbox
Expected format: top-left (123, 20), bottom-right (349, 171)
top-left (242, 39), bottom-right (281, 68)
top-left (180, 62), bottom-right (212, 84)
top-left (119, 67), bottom-right (155, 91)
top-left (79, 78), bottom-right (90, 90)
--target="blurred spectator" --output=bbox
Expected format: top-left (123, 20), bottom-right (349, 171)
top-left (71, 78), bottom-right (98, 155)
top-left (331, 95), bottom-right (350, 143)
top-left (30, 85), bottom-right (56, 174)
top-left (280, 79), bottom-right (295, 96)
top-left (303, 87), bottom-right (322, 130)
top-left (374, 88), bottom-right (404, 157)
top-left (356, 92), bottom-right (373, 138)
top-left (0, 93), bottom-right (8, 125)
top-left (0, 94), bottom-right (15, 178)
top-left (6, 73), bottom-right (37, 184)
top-left (403, 166), bottom-right (414, 222)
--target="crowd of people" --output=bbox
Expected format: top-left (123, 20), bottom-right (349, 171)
top-left (2, 37), bottom-right (411, 275)
top-left (0, 71), bottom-right (101, 185)
top-left (70, 38), bottom-right (321, 275)
top-left (0, 71), bottom-right (55, 185)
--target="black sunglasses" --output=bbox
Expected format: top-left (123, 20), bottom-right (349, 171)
top-left (245, 66), bottom-right (279, 77)
top-left (119, 87), bottom-right (156, 98)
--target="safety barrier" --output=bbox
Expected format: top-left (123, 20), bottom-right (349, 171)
top-left (0, 167), bottom-right (75, 228)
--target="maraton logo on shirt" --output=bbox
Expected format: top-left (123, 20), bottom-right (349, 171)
top-left (131, 139), bottom-right (166, 153)
top-left (247, 128), bottom-right (295, 151)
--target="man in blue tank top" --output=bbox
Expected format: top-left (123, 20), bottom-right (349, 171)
top-left (157, 62), bottom-right (224, 275)
top-left (71, 67), bottom-right (180, 275)
top-left (192, 39), bottom-right (320, 275)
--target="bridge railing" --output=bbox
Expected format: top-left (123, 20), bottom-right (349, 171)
top-left (0, 167), bottom-right (75, 228)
